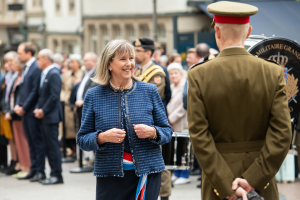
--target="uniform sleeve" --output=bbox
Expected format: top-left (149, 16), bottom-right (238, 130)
top-left (188, 70), bottom-right (235, 199)
top-left (242, 69), bottom-right (292, 191)
top-left (77, 89), bottom-right (105, 151)
top-left (148, 75), bottom-right (166, 100)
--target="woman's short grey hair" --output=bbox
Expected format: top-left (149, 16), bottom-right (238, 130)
top-left (39, 49), bottom-right (54, 62)
top-left (4, 51), bottom-right (22, 66)
top-left (69, 54), bottom-right (82, 65)
top-left (53, 53), bottom-right (64, 64)
top-left (91, 39), bottom-right (138, 85)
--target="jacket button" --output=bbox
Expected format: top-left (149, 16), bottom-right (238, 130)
top-left (214, 189), bottom-right (217, 193)
top-left (267, 183), bottom-right (269, 186)
top-left (264, 186), bottom-right (267, 189)
top-left (216, 192), bottom-right (219, 196)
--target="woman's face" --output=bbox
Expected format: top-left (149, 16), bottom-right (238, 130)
top-left (110, 52), bottom-right (135, 82)
top-left (174, 56), bottom-right (182, 64)
top-left (169, 69), bottom-right (182, 85)
top-left (11, 60), bottom-right (20, 72)
top-left (4, 59), bottom-right (13, 72)
top-left (69, 59), bottom-right (80, 72)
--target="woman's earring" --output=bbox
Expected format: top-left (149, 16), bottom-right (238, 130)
top-left (109, 68), bottom-right (112, 71)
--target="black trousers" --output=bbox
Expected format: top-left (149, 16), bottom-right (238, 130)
top-left (96, 170), bottom-right (161, 200)
top-left (22, 116), bottom-right (45, 173)
top-left (40, 122), bottom-right (62, 178)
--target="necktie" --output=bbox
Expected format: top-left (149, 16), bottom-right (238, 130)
top-left (40, 72), bottom-right (44, 88)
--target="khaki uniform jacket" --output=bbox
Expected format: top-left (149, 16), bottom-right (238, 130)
top-left (134, 62), bottom-right (166, 100)
top-left (188, 48), bottom-right (292, 200)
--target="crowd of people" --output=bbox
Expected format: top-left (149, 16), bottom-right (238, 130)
top-left (0, 36), bottom-right (217, 197)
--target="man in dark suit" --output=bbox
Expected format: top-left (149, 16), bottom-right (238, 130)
top-left (15, 42), bottom-right (46, 182)
top-left (34, 49), bottom-right (63, 185)
top-left (75, 52), bottom-right (98, 119)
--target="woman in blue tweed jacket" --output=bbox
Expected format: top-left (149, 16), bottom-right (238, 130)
top-left (77, 39), bottom-right (173, 200)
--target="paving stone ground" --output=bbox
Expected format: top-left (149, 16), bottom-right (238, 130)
top-left (0, 159), bottom-right (299, 200)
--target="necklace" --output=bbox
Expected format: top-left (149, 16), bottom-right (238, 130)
top-left (110, 79), bottom-right (132, 91)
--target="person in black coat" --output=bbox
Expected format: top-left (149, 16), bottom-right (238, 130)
top-left (15, 42), bottom-right (46, 182)
top-left (33, 49), bottom-right (63, 185)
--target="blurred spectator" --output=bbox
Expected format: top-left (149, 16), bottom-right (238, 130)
top-left (0, 51), bottom-right (18, 175)
top-left (167, 63), bottom-right (188, 131)
top-left (167, 53), bottom-right (182, 65)
top-left (167, 62), bottom-right (189, 185)
top-left (59, 58), bottom-right (76, 158)
top-left (186, 48), bottom-right (200, 70)
top-left (4, 53), bottom-right (31, 178)
top-left (1, 52), bottom-right (19, 176)
top-left (159, 55), bottom-right (168, 67)
top-left (69, 54), bottom-right (84, 107)
top-left (53, 53), bottom-right (64, 70)
top-left (75, 52), bottom-right (98, 109)
top-left (16, 42), bottom-right (45, 182)
top-left (152, 49), bottom-right (162, 64)
top-left (196, 43), bottom-right (210, 63)
top-left (0, 70), bottom-right (6, 172)
top-left (34, 49), bottom-right (63, 185)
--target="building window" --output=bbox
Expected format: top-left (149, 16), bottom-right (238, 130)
top-left (101, 25), bottom-right (110, 51)
top-left (139, 25), bottom-right (150, 38)
top-left (90, 26), bottom-right (97, 53)
top-left (33, 0), bottom-right (42, 8)
top-left (112, 25), bottom-right (121, 39)
top-left (69, 0), bottom-right (75, 13)
top-left (158, 25), bottom-right (166, 39)
top-left (125, 25), bottom-right (135, 42)
top-left (55, 0), bottom-right (60, 13)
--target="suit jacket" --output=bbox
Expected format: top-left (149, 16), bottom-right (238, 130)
top-left (188, 47), bottom-right (292, 200)
top-left (38, 67), bottom-right (62, 124)
top-left (76, 69), bottom-right (98, 101)
top-left (19, 60), bottom-right (42, 117)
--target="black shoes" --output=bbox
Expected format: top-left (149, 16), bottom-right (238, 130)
top-left (161, 197), bottom-right (169, 200)
top-left (197, 175), bottom-right (202, 181)
top-left (39, 176), bottom-right (64, 185)
top-left (18, 171), bottom-right (36, 180)
top-left (30, 172), bottom-right (46, 182)
top-left (197, 183), bottom-right (201, 188)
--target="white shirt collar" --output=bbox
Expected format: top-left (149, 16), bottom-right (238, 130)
top-left (198, 58), bottom-right (204, 63)
top-left (224, 46), bottom-right (244, 50)
top-left (26, 57), bottom-right (36, 68)
top-left (42, 64), bottom-right (56, 77)
top-left (86, 67), bottom-right (96, 76)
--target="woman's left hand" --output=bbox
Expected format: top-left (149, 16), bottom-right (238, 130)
top-left (133, 124), bottom-right (156, 139)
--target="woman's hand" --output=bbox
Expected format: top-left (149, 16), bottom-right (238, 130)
top-left (97, 128), bottom-right (126, 145)
top-left (133, 124), bottom-right (156, 139)
top-left (4, 113), bottom-right (12, 120)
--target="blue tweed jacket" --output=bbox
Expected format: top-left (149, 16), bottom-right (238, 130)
top-left (77, 80), bottom-right (173, 177)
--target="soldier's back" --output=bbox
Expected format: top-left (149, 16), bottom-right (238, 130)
top-left (190, 47), bottom-right (284, 143)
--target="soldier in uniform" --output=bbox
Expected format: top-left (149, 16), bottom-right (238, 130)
top-left (133, 38), bottom-right (172, 200)
top-left (188, 1), bottom-right (292, 200)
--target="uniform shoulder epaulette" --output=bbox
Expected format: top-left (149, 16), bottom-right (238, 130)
top-left (189, 59), bottom-right (210, 70)
top-left (254, 55), bottom-right (281, 66)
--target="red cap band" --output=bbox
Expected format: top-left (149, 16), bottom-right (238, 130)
top-left (214, 15), bottom-right (250, 24)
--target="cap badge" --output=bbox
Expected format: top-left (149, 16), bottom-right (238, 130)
top-left (135, 40), bottom-right (141, 46)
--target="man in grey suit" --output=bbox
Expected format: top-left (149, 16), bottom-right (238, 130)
top-left (75, 52), bottom-right (98, 109)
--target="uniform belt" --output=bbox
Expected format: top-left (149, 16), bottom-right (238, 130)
top-left (215, 140), bottom-right (265, 154)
